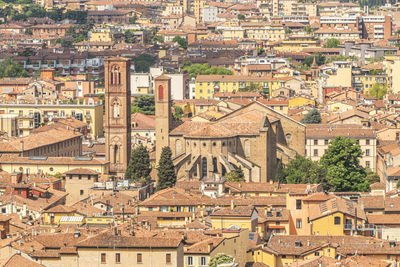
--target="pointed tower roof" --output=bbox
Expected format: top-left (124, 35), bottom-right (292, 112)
top-left (311, 56), bottom-right (318, 69)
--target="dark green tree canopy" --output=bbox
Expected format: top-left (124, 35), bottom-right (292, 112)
top-left (125, 145), bottom-right (151, 183)
top-left (278, 155), bottom-right (326, 186)
top-left (326, 38), bottom-right (340, 48)
top-left (182, 63), bottom-right (233, 79)
top-left (157, 146), bottom-right (177, 190)
top-left (301, 109), bottom-right (322, 124)
top-left (172, 36), bottom-right (187, 50)
top-left (320, 137), bottom-right (369, 192)
top-left (0, 58), bottom-right (29, 78)
top-left (225, 166), bottom-right (245, 182)
top-left (132, 54), bottom-right (156, 73)
top-left (132, 95), bottom-right (155, 115)
top-left (173, 105), bottom-right (184, 121)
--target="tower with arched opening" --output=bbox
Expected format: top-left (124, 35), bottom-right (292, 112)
top-left (104, 57), bottom-right (131, 175)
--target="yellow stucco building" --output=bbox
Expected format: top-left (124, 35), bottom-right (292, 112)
top-left (195, 75), bottom-right (288, 99)
top-left (0, 102), bottom-right (103, 139)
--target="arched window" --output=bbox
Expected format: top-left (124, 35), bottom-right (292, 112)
top-left (221, 164), bottom-right (226, 176)
top-left (111, 65), bottom-right (121, 85)
top-left (202, 157), bottom-right (207, 178)
top-left (113, 101), bottom-right (120, 118)
top-left (212, 157), bottom-right (218, 173)
top-left (113, 145), bottom-right (119, 164)
top-left (158, 85), bottom-right (164, 100)
top-left (175, 140), bottom-right (181, 154)
top-left (244, 139), bottom-right (250, 157)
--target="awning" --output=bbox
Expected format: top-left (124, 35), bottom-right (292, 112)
top-left (60, 216), bottom-right (84, 223)
top-left (267, 225), bottom-right (285, 229)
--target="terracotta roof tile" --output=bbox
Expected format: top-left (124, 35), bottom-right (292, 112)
top-left (211, 205), bottom-right (255, 217)
top-left (76, 231), bottom-right (182, 248)
top-left (0, 254), bottom-right (45, 267)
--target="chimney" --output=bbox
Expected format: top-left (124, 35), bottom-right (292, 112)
top-left (230, 199), bottom-right (234, 210)
top-left (20, 141), bottom-right (24, 153)
top-left (30, 245), bottom-right (34, 252)
top-left (11, 172), bottom-right (22, 184)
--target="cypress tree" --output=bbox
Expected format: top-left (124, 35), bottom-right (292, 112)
top-left (157, 146), bottom-right (177, 190)
top-left (125, 145), bottom-right (151, 183)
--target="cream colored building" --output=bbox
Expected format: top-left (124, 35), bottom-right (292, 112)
top-left (386, 57), bottom-right (400, 94)
top-left (0, 102), bottom-right (103, 139)
top-left (0, 154), bottom-right (109, 175)
top-left (184, 229), bottom-right (249, 267)
top-left (74, 232), bottom-right (184, 267)
top-left (0, 114), bottom-right (18, 137)
top-left (306, 124), bottom-right (376, 171)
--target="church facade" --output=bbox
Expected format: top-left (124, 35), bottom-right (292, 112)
top-left (155, 75), bottom-right (305, 182)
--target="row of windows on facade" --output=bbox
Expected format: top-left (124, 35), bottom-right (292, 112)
top-left (181, 140), bottom-right (239, 147)
top-left (309, 148), bottom-right (371, 158)
top-left (186, 256), bottom-right (208, 266)
top-left (10, 110), bottom-right (91, 116)
top-left (100, 253), bottom-right (172, 264)
top-left (312, 139), bottom-right (372, 145)
top-left (295, 216), bottom-right (343, 229)
top-left (146, 206), bottom-right (196, 212)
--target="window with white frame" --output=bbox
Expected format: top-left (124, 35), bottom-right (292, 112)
top-left (199, 256), bottom-right (208, 266)
top-left (186, 256), bottom-right (194, 266)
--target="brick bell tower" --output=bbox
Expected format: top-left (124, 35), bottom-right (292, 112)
top-left (104, 57), bottom-right (131, 175)
top-left (155, 74), bottom-right (172, 164)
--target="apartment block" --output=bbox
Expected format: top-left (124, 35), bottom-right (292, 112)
top-left (306, 124), bottom-right (376, 171)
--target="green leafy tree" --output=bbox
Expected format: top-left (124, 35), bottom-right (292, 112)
top-left (275, 160), bottom-right (286, 183)
top-left (239, 82), bottom-right (262, 92)
top-left (51, 172), bottom-right (63, 179)
top-left (304, 53), bottom-right (325, 67)
top-left (132, 95), bottom-right (155, 115)
top-left (237, 14), bottom-right (245, 20)
top-left (182, 63), bottom-right (233, 79)
top-left (172, 36), bottom-right (187, 50)
top-left (56, 38), bottom-right (73, 47)
top-left (225, 166), bottom-right (245, 182)
top-left (173, 105), bottom-right (184, 121)
top-left (304, 25), bottom-right (313, 34)
top-left (320, 137), bottom-right (369, 192)
top-left (301, 108), bottom-right (321, 124)
top-left (132, 54), bottom-right (156, 73)
top-left (157, 146), bottom-right (177, 190)
top-left (366, 169), bottom-right (380, 185)
top-left (64, 10), bottom-right (88, 24)
top-left (209, 254), bottom-right (234, 267)
top-left (0, 58), bottom-right (28, 78)
top-left (18, 48), bottom-right (34, 57)
top-left (125, 145), bottom-right (151, 183)
top-left (367, 83), bottom-right (387, 100)
top-left (129, 14), bottom-right (137, 24)
top-left (124, 30), bottom-right (137, 43)
top-left (284, 155), bottom-right (326, 186)
top-left (326, 38), bottom-right (340, 48)
top-left (46, 7), bottom-right (64, 21)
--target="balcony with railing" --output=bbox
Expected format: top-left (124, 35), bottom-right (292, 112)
top-left (344, 224), bottom-right (381, 231)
